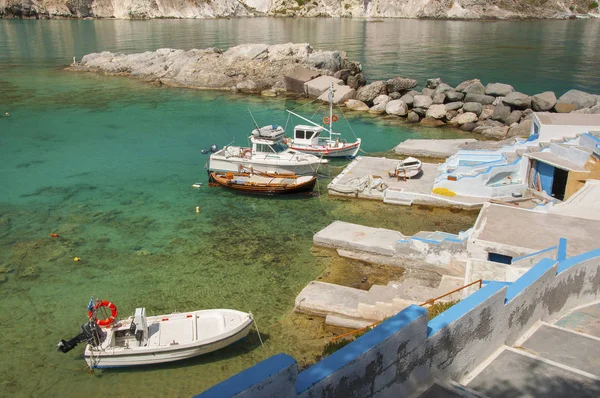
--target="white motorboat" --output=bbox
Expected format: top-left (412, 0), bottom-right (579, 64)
top-left (208, 125), bottom-right (328, 176)
top-left (286, 82), bottom-right (361, 159)
top-left (391, 157), bottom-right (422, 179)
top-left (58, 299), bottom-right (254, 369)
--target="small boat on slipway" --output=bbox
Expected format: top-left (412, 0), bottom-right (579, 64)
top-left (57, 298), bottom-right (254, 369)
top-left (390, 157), bottom-right (423, 180)
top-left (209, 170), bottom-right (317, 195)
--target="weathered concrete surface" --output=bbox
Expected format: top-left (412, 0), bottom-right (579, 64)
top-left (295, 281), bottom-right (367, 318)
top-left (467, 348), bottom-right (600, 398)
top-left (543, 180), bottom-right (600, 220)
top-left (555, 303), bottom-right (600, 338)
top-left (521, 324), bottom-right (600, 376)
top-left (394, 138), bottom-right (478, 158)
top-left (469, 203), bottom-right (600, 261)
top-left (314, 221), bottom-right (405, 256)
top-left (285, 66), bottom-right (320, 94)
top-left (317, 84), bottom-right (355, 104)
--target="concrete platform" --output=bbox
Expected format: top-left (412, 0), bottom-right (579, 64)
top-left (555, 303), bottom-right (600, 338)
top-left (304, 75), bottom-right (343, 98)
top-left (521, 324), bottom-right (600, 376)
top-left (328, 156), bottom-right (515, 209)
top-left (295, 281), bottom-right (366, 319)
top-left (395, 139), bottom-right (478, 159)
top-left (467, 348), bottom-right (600, 398)
top-left (314, 221), bottom-right (406, 256)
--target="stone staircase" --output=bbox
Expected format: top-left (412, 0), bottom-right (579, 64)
top-left (297, 274), bottom-right (466, 328)
top-left (420, 302), bottom-right (600, 398)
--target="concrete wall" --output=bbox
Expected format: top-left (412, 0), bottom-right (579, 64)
top-left (196, 246), bottom-right (600, 398)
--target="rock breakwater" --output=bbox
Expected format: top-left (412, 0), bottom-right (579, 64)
top-left (70, 43), bottom-right (600, 140)
top-left (68, 43), bottom-right (358, 96)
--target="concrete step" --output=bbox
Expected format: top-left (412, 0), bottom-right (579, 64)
top-left (467, 347), bottom-right (600, 398)
top-left (555, 302), bottom-right (600, 338)
top-left (520, 323), bottom-right (600, 377)
top-left (435, 275), bottom-right (466, 302)
top-left (295, 281), bottom-right (366, 319)
top-left (418, 380), bottom-right (490, 398)
top-left (360, 283), bottom-right (405, 305)
top-left (325, 314), bottom-right (374, 329)
top-left (356, 298), bottom-right (417, 321)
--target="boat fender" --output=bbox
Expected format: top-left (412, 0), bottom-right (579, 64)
top-left (50, 233), bottom-right (60, 238)
top-left (89, 300), bottom-right (118, 327)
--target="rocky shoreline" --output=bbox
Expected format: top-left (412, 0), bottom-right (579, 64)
top-left (2, 0), bottom-right (600, 20)
top-left (69, 43), bottom-right (600, 139)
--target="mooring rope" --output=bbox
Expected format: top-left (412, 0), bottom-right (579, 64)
top-left (250, 312), bottom-right (265, 350)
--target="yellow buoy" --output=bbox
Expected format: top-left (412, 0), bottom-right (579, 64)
top-left (195, 206), bottom-right (200, 213)
top-left (74, 257), bottom-right (81, 262)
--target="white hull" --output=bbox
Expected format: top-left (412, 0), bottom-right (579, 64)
top-left (84, 309), bottom-right (253, 368)
top-left (209, 155), bottom-right (324, 176)
top-left (396, 167), bottom-right (422, 178)
top-left (290, 139), bottom-right (361, 159)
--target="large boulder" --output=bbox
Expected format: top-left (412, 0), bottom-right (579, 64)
top-left (464, 93), bottom-right (495, 105)
top-left (473, 120), bottom-right (504, 133)
top-left (482, 126), bottom-right (510, 139)
top-left (449, 112), bottom-right (478, 125)
top-left (386, 77), bottom-right (418, 93)
top-left (505, 110), bottom-right (523, 126)
top-left (480, 105), bottom-right (494, 120)
top-left (503, 92), bottom-right (531, 109)
top-left (434, 83), bottom-right (454, 97)
top-left (460, 122), bottom-right (477, 132)
top-left (306, 51), bottom-right (343, 72)
top-left (426, 104), bottom-right (447, 120)
top-left (400, 92), bottom-right (414, 107)
top-left (407, 111), bottom-right (420, 123)
top-left (345, 99), bottom-right (370, 111)
top-left (507, 120), bottom-right (533, 138)
top-left (412, 107), bottom-right (427, 117)
top-left (445, 90), bottom-right (465, 102)
top-left (356, 81), bottom-right (387, 104)
top-left (318, 85), bottom-right (355, 104)
top-left (432, 92), bottom-right (445, 104)
top-left (426, 78), bottom-right (443, 89)
top-left (420, 117), bottom-right (445, 127)
top-left (369, 95), bottom-right (391, 114)
top-left (385, 99), bottom-right (408, 116)
top-left (556, 89), bottom-right (597, 110)
top-left (554, 103), bottom-right (577, 113)
top-left (455, 79), bottom-right (485, 95)
top-left (531, 91), bottom-right (557, 111)
top-left (347, 73), bottom-right (367, 90)
top-left (389, 92), bottom-right (403, 100)
top-left (421, 88), bottom-right (435, 98)
top-left (485, 83), bottom-right (515, 97)
top-left (413, 95), bottom-right (433, 109)
top-left (445, 101), bottom-right (464, 111)
top-left (304, 75), bottom-right (343, 98)
top-left (463, 102), bottom-right (483, 116)
top-left (572, 104), bottom-right (600, 114)
top-left (333, 69), bottom-right (351, 84)
top-left (491, 102), bottom-right (512, 123)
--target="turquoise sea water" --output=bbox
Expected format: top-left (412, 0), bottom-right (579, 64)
top-left (0, 18), bottom-right (598, 396)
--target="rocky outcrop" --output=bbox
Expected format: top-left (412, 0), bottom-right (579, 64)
top-left (69, 43), bottom-right (352, 94)
top-left (2, 0), bottom-right (598, 19)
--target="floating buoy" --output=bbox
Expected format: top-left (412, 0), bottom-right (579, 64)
top-left (4, 112), bottom-right (9, 118)
top-left (195, 206), bottom-right (200, 214)
top-left (74, 257), bottom-right (81, 262)
top-left (192, 183), bottom-right (203, 188)
top-left (50, 233), bottom-right (60, 238)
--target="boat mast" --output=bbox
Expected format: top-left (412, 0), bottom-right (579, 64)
top-left (328, 81), bottom-right (334, 142)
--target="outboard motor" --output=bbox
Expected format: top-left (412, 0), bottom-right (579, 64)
top-left (57, 320), bottom-right (105, 353)
top-left (201, 144), bottom-right (219, 154)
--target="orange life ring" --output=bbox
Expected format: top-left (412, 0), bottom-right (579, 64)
top-left (332, 115), bottom-right (338, 122)
top-left (88, 300), bottom-right (118, 327)
top-left (323, 116), bottom-right (330, 124)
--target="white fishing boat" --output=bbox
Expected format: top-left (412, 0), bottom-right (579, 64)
top-left (208, 125), bottom-right (328, 176)
top-left (390, 157), bottom-right (422, 179)
top-left (58, 299), bottom-right (254, 369)
top-left (286, 82), bottom-right (361, 159)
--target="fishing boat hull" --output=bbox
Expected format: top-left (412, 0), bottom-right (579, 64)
top-left (84, 309), bottom-right (253, 368)
top-left (209, 154), bottom-right (325, 176)
top-left (289, 139), bottom-right (361, 159)
top-left (209, 171), bottom-right (317, 195)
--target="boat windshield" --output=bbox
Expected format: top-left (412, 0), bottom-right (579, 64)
top-left (271, 142), bottom-right (288, 153)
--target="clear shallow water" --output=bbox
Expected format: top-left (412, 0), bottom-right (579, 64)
top-left (0, 18), bottom-right (597, 397)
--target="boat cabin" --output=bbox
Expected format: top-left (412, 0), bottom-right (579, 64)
top-left (293, 125), bottom-right (328, 147)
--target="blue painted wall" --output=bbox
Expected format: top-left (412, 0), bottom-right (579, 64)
top-left (537, 161), bottom-right (555, 195)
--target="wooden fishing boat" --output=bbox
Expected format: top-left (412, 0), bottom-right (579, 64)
top-left (209, 170), bottom-right (317, 194)
top-left (57, 299), bottom-right (254, 369)
top-left (389, 157), bottom-right (423, 180)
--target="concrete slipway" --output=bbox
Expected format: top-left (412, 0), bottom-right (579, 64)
top-left (327, 156), bottom-right (523, 208)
